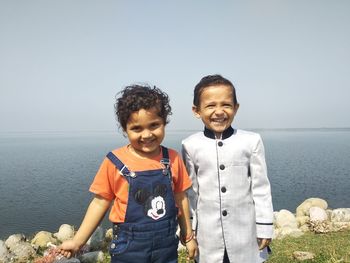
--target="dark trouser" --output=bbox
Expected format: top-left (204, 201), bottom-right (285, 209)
top-left (110, 219), bottom-right (178, 263)
top-left (223, 248), bottom-right (230, 263)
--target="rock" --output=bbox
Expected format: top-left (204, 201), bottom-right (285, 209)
top-left (9, 241), bottom-right (36, 263)
top-left (308, 220), bottom-right (331, 233)
top-left (86, 227), bottom-right (104, 251)
top-left (331, 208), bottom-right (350, 222)
top-left (277, 227), bottom-right (304, 239)
top-left (56, 258), bottom-right (81, 263)
top-left (296, 198), bottom-right (328, 217)
top-left (31, 231), bottom-right (57, 248)
top-left (274, 209), bottom-right (304, 239)
top-left (0, 240), bottom-right (10, 263)
top-left (5, 234), bottom-right (26, 251)
top-left (79, 251), bottom-right (104, 263)
top-left (105, 228), bottom-right (113, 242)
top-left (299, 224), bottom-right (310, 233)
top-left (54, 224), bottom-right (75, 242)
top-left (309, 206), bottom-right (328, 221)
top-left (292, 251), bottom-right (315, 261)
top-left (331, 222), bottom-right (350, 232)
top-left (296, 216), bottom-right (309, 228)
top-left (275, 209), bottom-right (298, 229)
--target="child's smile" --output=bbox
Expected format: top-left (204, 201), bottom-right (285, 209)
top-left (193, 85), bottom-right (239, 138)
top-left (125, 107), bottom-right (165, 159)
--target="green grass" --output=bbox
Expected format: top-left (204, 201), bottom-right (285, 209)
top-left (267, 230), bottom-right (350, 263)
top-left (178, 230), bottom-right (350, 263)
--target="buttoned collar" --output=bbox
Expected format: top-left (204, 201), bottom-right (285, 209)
top-left (203, 126), bottom-right (235, 140)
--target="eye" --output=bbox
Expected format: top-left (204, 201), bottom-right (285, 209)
top-left (130, 126), bottom-right (141, 132)
top-left (205, 104), bottom-right (215, 109)
top-left (150, 122), bottom-right (161, 129)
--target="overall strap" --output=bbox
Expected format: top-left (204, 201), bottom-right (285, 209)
top-left (160, 146), bottom-right (172, 178)
top-left (106, 152), bottom-right (136, 178)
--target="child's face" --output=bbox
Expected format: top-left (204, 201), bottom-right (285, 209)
top-left (193, 85), bottom-right (239, 138)
top-left (125, 107), bottom-right (165, 158)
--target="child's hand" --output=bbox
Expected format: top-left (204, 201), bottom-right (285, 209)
top-left (257, 238), bottom-right (271, 250)
top-left (185, 238), bottom-right (198, 260)
top-left (56, 239), bottom-right (81, 258)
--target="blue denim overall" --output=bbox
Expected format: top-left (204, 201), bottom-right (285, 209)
top-left (107, 146), bottom-right (179, 263)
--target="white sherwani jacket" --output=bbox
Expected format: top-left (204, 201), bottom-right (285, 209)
top-left (182, 127), bottom-right (273, 263)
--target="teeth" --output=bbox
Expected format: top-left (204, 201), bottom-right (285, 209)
top-left (141, 140), bottom-right (154, 145)
top-left (212, 119), bottom-right (225, 123)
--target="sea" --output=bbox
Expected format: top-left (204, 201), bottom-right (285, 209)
top-left (0, 128), bottom-right (349, 239)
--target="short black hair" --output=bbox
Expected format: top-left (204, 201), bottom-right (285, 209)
top-left (193, 74), bottom-right (238, 107)
top-left (115, 84), bottom-right (172, 130)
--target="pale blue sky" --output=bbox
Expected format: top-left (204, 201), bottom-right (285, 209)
top-left (1, 1), bottom-right (349, 132)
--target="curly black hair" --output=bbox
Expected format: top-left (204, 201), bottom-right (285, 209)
top-left (115, 84), bottom-right (172, 131)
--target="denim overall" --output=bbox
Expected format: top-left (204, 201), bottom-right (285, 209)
top-left (107, 146), bottom-right (179, 263)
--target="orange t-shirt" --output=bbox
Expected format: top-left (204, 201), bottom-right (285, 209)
top-left (89, 145), bottom-right (192, 223)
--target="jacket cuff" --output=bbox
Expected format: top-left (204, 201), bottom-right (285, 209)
top-left (256, 223), bottom-right (274, 238)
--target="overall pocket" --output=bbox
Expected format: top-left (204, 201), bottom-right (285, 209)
top-left (109, 232), bottom-right (131, 256)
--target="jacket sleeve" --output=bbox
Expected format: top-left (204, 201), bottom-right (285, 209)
top-left (181, 142), bottom-right (198, 231)
top-left (250, 135), bottom-right (274, 238)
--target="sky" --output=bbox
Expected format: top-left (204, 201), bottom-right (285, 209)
top-left (1, 0), bottom-right (349, 133)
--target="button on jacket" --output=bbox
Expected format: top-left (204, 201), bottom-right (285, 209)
top-left (182, 127), bottom-right (273, 263)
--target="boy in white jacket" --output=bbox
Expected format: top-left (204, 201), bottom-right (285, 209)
top-left (182, 74), bottom-right (273, 263)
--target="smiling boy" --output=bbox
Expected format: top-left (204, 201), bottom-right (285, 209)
top-left (182, 75), bottom-right (274, 263)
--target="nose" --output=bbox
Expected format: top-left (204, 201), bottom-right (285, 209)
top-left (141, 130), bottom-right (152, 139)
top-left (214, 107), bottom-right (225, 115)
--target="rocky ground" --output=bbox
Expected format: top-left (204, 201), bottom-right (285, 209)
top-left (1, 197), bottom-right (350, 263)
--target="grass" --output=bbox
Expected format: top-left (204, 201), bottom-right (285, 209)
top-left (266, 230), bottom-right (350, 263)
top-left (177, 230), bottom-right (350, 263)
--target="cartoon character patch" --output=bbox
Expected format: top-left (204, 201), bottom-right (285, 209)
top-left (134, 184), bottom-right (167, 220)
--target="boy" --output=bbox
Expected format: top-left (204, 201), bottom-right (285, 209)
top-left (182, 75), bottom-right (273, 263)
top-left (58, 84), bottom-right (197, 262)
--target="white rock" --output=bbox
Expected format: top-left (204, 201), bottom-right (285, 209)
top-left (5, 234), bottom-right (26, 251)
top-left (296, 216), bottom-right (309, 227)
top-left (331, 222), bottom-right (350, 232)
top-left (9, 241), bottom-right (36, 262)
top-left (309, 206), bottom-right (328, 221)
top-left (331, 208), bottom-right (350, 222)
top-left (293, 251), bottom-right (315, 261)
top-left (275, 209), bottom-right (298, 229)
top-left (31, 231), bottom-right (57, 248)
top-left (0, 240), bottom-right (10, 263)
top-left (296, 198), bottom-right (328, 217)
top-left (276, 227), bottom-right (304, 239)
top-left (299, 224), bottom-right (310, 233)
top-left (54, 224), bottom-right (75, 242)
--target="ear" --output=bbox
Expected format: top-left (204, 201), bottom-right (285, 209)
top-left (192, 105), bottom-right (201, 119)
top-left (233, 103), bottom-right (240, 115)
top-left (153, 184), bottom-right (167, 197)
top-left (134, 188), bottom-right (151, 204)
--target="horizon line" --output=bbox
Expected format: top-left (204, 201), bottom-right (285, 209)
top-left (0, 127), bottom-right (350, 134)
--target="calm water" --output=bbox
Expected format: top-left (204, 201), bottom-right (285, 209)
top-left (0, 129), bottom-right (349, 239)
